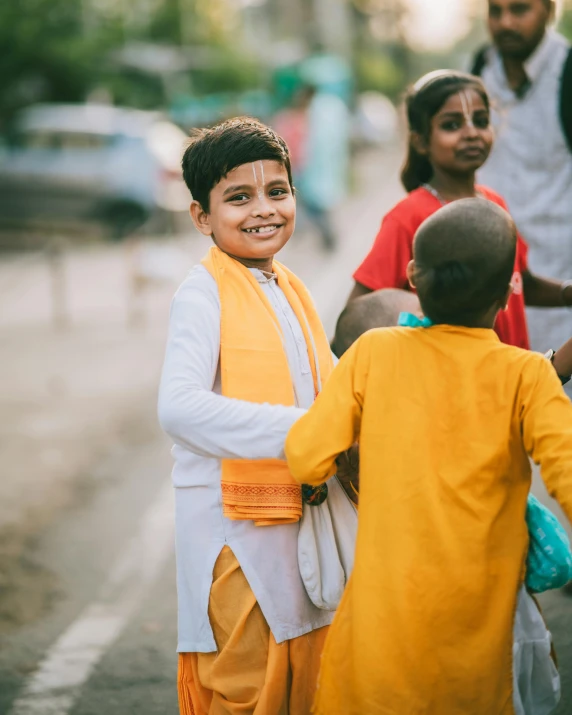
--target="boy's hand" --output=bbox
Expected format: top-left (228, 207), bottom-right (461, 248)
top-left (335, 444), bottom-right (360, 505)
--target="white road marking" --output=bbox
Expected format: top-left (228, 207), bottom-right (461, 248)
top-left (8, 484), bottom-right (174, 715)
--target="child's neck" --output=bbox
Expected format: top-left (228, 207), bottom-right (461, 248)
top-left (230, 254), bottom-right (274, 273)
top-left (429, 169), bottom-right (477, 203)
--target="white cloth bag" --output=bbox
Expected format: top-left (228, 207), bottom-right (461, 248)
top-left (513, 585), bottom-right (561, 715)
top-left (297, 476), bottom-right (358, 611)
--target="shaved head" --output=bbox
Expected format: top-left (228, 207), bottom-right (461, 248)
top-left (412, 198), bottom-right (516, 325)
top-left (332, 289), bottom-right (420, 357)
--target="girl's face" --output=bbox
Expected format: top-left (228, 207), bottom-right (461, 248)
top-left (425, 89), bottom-right (493, 176)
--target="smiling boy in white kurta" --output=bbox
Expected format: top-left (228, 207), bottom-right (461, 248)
top-left (158, 118), bottom-right (348, 715)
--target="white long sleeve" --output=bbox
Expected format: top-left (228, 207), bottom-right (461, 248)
top-left (158, 265), bottom-right (306, 461)
top-left (159, 264), bottom-right (335, 653)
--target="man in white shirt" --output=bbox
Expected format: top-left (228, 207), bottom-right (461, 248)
top-left (474, 0), bottom-right (572, 353)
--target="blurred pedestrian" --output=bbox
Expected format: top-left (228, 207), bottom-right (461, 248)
top-left (348, 71), bottom-right (572, 350)
top-left (273, 85), bottom-right (315, 180)
top-left (297, 86), bottom-right (350, 252)
top-left (471, 0), bottom-right (572, 353)
top-left (286, 198), bottom-right (572, 714)
top-left (158, 117), bottom-right (355, 715)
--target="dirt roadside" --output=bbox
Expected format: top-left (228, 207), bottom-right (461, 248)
top-left (0, 229), bottom-right (207, 633)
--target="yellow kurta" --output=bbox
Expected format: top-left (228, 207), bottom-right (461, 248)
top-left (285, 325), bottom-right (572, 715)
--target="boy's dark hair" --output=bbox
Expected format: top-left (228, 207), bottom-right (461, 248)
top-left (401, 71), bottom-right (490, 193)
top-left (332, 289), bottom-right (420, 358)
top-left (182, 117), bottom-right (293, 212)
top-left (413, 198), bottom-right (516, 326)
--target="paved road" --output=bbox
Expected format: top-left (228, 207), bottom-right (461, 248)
top-left (0, 149), bottom-right (570, 714)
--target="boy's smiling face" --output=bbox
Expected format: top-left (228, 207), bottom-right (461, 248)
top-left (191, 159), bottom-right (295, 267)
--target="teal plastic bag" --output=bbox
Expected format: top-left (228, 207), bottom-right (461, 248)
top-left (526, 494), bottom-right (572, 593)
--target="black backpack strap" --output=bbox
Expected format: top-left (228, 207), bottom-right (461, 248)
top-left (470, 45), bottom-right (490, 77)
top-left (560, 46), bottom-right (572, 153)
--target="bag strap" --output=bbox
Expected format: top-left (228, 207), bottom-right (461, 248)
top-left (472, 43), bottom-right (572, 154)
top-left (470, 45), bottom-right (489, 77)
top-left (559, 46), bottom-right (572, 154)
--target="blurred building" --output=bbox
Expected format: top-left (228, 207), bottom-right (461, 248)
top-left (238, 0), bottom-right (354, 65)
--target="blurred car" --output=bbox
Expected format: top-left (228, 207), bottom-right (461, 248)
top-left (0, 104), bottom-right (190, 239)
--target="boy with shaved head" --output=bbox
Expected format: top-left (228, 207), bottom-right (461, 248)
top-left (286, 198), bottom-right (572, 714)
top-left (331, 289), bottom-right (420, 358)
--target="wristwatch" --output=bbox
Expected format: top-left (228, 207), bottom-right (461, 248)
top-left (545, 349), bottom-right (572, 386)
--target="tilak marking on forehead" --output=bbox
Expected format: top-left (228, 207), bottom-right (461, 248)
top-left (251, 161), bottom-right (265, 201)
top-left (459, 91), bottom-right (475, 129)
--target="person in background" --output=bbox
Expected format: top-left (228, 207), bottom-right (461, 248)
top-left (472, 0), bottom-right (572, 354)
top-left (348, 70), bottom-right (572, 353)
top-left (285, 198), bottom-right (572, 714)
top-left (273, 83), bottom-right (348, 252)
top-left (272, 86), bottom-right (315, 182)
top-left (297, 84), bottom-right (350, 252)
top-left (331, 288), bottom-right (420, 359)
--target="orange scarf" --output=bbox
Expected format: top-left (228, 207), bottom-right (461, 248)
top-left (201, 246), bottom-right (334, 526)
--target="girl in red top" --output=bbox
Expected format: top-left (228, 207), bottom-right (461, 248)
top-left (351, 70), bottom-right (572, 349)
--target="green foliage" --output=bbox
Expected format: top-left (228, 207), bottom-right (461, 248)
top-left (0, 1), bottom-right (85, 125)
top-left (559, 10), bottom-right (572, 41)
top-left (355, 49), bottom-right (407, 101)
top-left (0, 0), bottom-right (264, 127)
top-left (0, 0), bottom-right (124, 128)
top-left (192, 50), bottom-right (263, 95)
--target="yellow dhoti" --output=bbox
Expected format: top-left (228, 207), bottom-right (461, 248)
top-left (178, 547), bottom-right (328, 715)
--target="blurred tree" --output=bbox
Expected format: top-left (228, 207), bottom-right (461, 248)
top-left (351, 0), bottom-right (413, 101)
top-left (355, 50), bottom-right (406, 99)
top-left (0, 0), bottom-right (267, 125)
top-left (0, 0), bottom-right (117, 128)
top-left (560, 2), bottom-right (572, 40)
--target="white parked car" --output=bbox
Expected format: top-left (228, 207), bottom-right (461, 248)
top-left (0, 104), bottom-right (190, 239)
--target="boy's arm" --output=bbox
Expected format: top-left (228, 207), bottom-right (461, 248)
top-left (522, 357), bottom-right (572, 525)
top-left (514, 233), bottom-right (572, 308)
top-left (285, 337), bottom-right (367, 487)
top-left (158, 277), bottom-right (305, 461)
top-left (522, 269), bottom-right (572, 308)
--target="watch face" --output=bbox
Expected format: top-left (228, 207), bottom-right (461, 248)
top-left (302, 483), bottom-right (328, 506)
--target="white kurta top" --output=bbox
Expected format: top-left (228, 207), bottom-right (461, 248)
top-left (158, 264), bottom-right (336, 652)
top-left (478, 30), bottom-right (572, 351)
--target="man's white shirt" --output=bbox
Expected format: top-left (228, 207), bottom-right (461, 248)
top-left (478, 30), bottom-right (572, 351)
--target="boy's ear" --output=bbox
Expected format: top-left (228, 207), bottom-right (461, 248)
top-left (406, 260), bottom-right (417, 289)
top-left (190, 200), bottom-right (212, 237)
top-left (500, 283), bottom-right (514, 311)
top-left (410, 131), bottom-right (428, 156)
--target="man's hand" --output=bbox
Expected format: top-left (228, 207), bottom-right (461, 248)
top-left (335, 444), bottom-right (360, 505)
